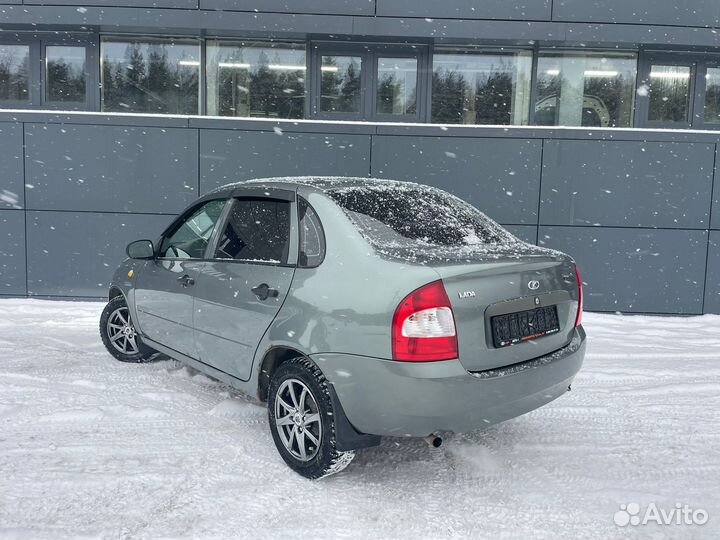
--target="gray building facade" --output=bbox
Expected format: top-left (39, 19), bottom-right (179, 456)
top-left (1, 0), bottom-right (719, 314)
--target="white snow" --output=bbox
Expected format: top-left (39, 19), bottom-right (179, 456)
top-left (0, 299), bottom-right (718, 539)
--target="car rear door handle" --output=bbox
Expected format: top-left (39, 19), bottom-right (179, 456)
top-left (251, 283), bottom-right (279, 301)
top-left (177, 274), bottom-right (195, 287)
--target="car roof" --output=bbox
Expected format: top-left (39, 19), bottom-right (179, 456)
top-left (207, 176), bottom-right (428, 196)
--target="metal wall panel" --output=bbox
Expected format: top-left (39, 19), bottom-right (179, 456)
top-left (376, 0), bottom-right (551, 20)
top-left (200, 0), bottom-right (374, 15)
top-left (0, 210), bottom-right (26, 296)
top-left (502, 225), bottom-right (538, 245)
top-left (0, 123), bottom-right (24, 210)
top-left (371, 136), bottom-right (541, 225)
top-left (24, 0), bottom-right (198, 7)
top-left (200, 130), bottom-right (371, 194)
top-left (539, 226), bottom-right (708, 314)
top-left (541, 140), bottom-right (714, 229)
top-left (704, 231), bottom-right (720, 314)
top-left (553, 0), bottom-right (720, 27)
top-left (26, 211), bottom-right (172, 297)
top-left (25, 124), bottom-right (198, 214)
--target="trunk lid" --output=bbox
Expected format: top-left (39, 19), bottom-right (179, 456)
top-left (430, 248), bottom-right (580, 372)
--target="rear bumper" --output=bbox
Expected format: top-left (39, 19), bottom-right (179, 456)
top-left (312, 327), bottom-right (586, 438)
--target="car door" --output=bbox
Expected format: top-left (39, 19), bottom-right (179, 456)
top-left (134, 197), bottom-right (228, 359)
top-left (193, 189), bottom-right (297, 380)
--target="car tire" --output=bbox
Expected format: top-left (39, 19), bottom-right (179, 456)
top-left (268, 357), bottom-right (355, 479)
top-left (99, 295), bottom-right (155, 363)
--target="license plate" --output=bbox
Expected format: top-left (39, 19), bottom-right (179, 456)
top-left (491, 305), bottom-right (559, 348)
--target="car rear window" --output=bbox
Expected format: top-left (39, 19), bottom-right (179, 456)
top-left (327, 182), bottom-right (521, 258)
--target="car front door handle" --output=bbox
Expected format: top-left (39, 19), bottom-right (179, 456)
top-left (177, 274), bottom-right (195, 288)
top-left (251, 283), bottom-right (279, 301)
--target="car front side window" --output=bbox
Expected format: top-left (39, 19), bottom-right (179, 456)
top-left (160, 199), bottom-right (226, 259)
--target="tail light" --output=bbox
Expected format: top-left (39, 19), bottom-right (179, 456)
top-left (575, 265), bottom-right (584, 327)
top-left (392, 280), bottom-right (458, 362)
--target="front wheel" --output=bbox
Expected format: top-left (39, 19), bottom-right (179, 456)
top-left (268, 358), bottom-right (355, 479)
top-left (99, 295), bottom-right (155, 363)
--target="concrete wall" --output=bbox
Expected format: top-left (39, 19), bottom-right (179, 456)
top-left (1, 112), bottom-right (718, 314)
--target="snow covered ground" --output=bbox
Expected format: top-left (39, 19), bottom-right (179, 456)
top-left (0, 299), bottom-right (718, 540)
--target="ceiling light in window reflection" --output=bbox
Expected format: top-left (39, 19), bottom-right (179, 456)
top-left (545, 69), bottom-right (620, 77)
top-left (321, 66), bottom-right (339, 72)
top-left (584, 70), bottom-right (619, 77)
top-left (178, 60), bottom-right (200, 66)
top-left (650, 71), bottom-right (690, 79)
top-left (218, 62), bottom-right (251, 69)
top-left (268, 64), bottom-right (306, 71)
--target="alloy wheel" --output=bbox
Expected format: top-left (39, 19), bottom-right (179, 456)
top-left (106, 306), bottom-right (140, 356)
top-left (274, 378), bottom-right (322, 462)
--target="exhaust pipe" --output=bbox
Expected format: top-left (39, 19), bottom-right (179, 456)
top-left (424, 434), bottom-right (443, 448)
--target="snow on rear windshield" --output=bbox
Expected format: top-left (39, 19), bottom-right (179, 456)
top-left (327, 184), bottom-right (518, 251)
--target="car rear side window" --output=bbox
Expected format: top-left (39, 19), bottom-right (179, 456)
top-left (159, 198), bottom-right (226, 259)
top-left (327, 183), bottom-right (511, 248)
top-left (214, 198), bottom-right (291, 264)
top-left (298, 198), bottom-right (325, 268)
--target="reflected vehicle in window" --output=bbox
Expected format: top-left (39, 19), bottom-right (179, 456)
top-left (535, 52), bottom-right (637, 127)
top-left (100, 177), bottom-right (586, 479)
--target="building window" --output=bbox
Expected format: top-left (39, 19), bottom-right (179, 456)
top-left (101, 37), bottom-right (200, 114)
top-left (206, 41), bottom-right (306, 119)
top-left (647, 64), bottom-right (693, 124)
top-left (432, 49), bottom-right (532, 125)
top-left (320, 55), bottom-right (362, 113)
top-left (45, 46), bottom-right (87, 104)
top-left (704, 67), bottom-right (720, 125)
top-left (535, 52), bottom-right (637, 128)
top-left (313, 44), bottom-right (424, 121)
top-left (0, 44), bottom-right (30, 103)
top-left (376, 57), bottom-right (418, 116)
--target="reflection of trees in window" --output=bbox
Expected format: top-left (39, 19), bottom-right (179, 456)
top-left (212, 46), bottom-right (305, 118)
top-left (431, 70), bottom-right (467, 123)
top-left (0, 46), bottom-right (30, 101)
top-left (46, 46), bottom-right (87, 104)
top-left (473, 71), bottom-right (513, 124)
top-left (47, 56), bottom-right (85, 102)
top-left (102, 41), bottom-right (198, 114)
top-left (648, 67), bottom-right (691, 123)
top-left (321, 57), bottom-right (361, 113)
top-left (377, 72), bottom-right (417, 115)
top-left (704, 72), bottom-right (720, 124)
top-left (432, 57), bottom-right (521, 125)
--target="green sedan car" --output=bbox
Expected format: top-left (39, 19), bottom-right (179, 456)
top-left (100, 177), bottom-right (586, 479)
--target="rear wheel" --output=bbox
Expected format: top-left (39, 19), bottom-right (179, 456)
top-left (268, 358), bottom-right (355, 479)
top-left (100, 296), bottom-right (155, 363)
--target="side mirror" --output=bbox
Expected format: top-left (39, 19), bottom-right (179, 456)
top-left (126, 239), bottom-right (155, 260)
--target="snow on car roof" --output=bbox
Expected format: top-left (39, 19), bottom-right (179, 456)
top-left (208, 176), bottom-right (428, 194)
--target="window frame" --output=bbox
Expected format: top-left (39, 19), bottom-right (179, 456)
top-left (204, 187), bottom-right (299, 268)
top-left (156, 196), bottom-right (230, 261)
top-left (636, 52), bottom-right (699, 129)
top-left (310, 41), bottom-right (429, 122)
top-left (430, 45), bottom-right (535, 126)
top-left (99, 34), bottom-right (202, 115)
top-left (699, 60), bottom-right (720, 129)
top-left (297, 196), bottom-right (326, 269)
top-left (0, 37), bottom-right (40, 109)
top-left (41, 36), bottom-right (98, 111)
top-left (530, 47), bottom-right (639, 128)
top-left (204, 38), bottom-right (309, 120)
